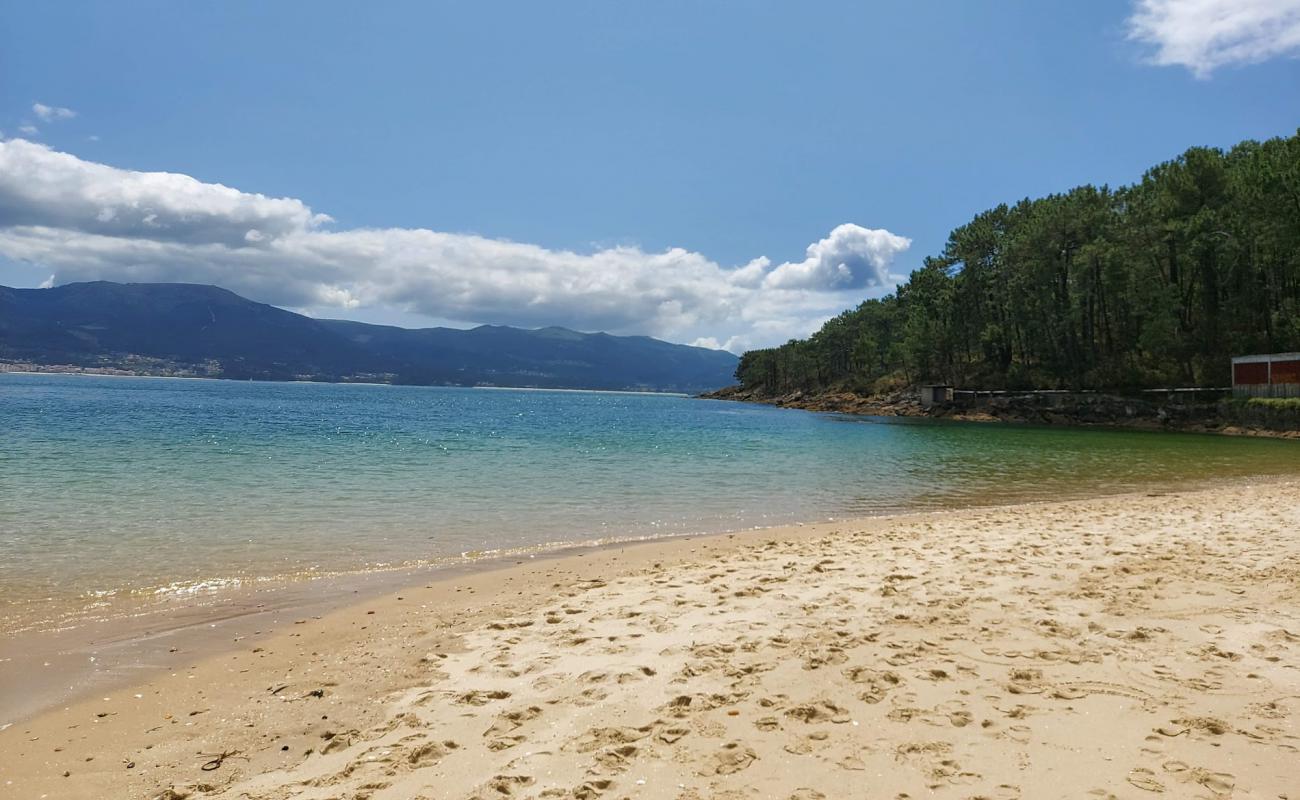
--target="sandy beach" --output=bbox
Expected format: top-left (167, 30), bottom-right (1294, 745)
top-left (2, 482), bottom-right (1298, 800)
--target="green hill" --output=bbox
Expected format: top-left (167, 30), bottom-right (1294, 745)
top-left (0, 281), bottom-right (737, 392)
top-left (734, 130), bottom-right (1300, 397)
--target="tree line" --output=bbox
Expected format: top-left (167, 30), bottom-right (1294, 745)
top-left (736, 130), bottom-right (1300, 396)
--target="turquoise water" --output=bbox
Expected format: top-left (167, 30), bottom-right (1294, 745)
top-left (3, 372), bottom-right (1300, 632)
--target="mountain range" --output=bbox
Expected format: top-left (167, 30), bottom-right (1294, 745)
top-left (0, 281), bottom-right (738, 392)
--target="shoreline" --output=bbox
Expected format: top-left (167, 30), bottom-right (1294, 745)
top-left (2, 525), bottom-right (821, 729)
top-left (2, 481), bottom-right (1298, 799)
top-left (4, 470), bottom-right (1292, 730)
top-left (0, 365), bottom-right (693, 396)
top-left (701, 386), bottom-right (1300, 440)
top-left (0, 494), bottom-right (1088, 727)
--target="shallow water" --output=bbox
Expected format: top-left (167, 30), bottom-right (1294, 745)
top-left (4, 372), bottom-right (1300, 634)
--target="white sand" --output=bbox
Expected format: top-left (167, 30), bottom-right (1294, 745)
top-left (2, 482), bottom-right (1297, 799)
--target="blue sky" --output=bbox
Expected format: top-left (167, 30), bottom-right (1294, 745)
top-left (1, 1), bottom-right (1298, 350)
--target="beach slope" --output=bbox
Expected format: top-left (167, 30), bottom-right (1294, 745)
top-left (2, 483), bottom-right (1297, 799)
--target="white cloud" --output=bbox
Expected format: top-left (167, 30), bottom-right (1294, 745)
top-left (1127, 0), bottom-right (1300, 77)
top-left (32, 103), bottom-right (77, 122)
top-left (18, 124), bottom-right (38, 136)
top-left (0, 139), bottom-right (912, 353)
top-left (691, 334), bottom-right (751, 353)
top-left (0, 139), bottom-right (330, 246)
top-left (762, 224), bottom-right (911, 290)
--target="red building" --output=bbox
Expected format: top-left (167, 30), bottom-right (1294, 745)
top-left (1232, 353), bottom-right (1300, 398)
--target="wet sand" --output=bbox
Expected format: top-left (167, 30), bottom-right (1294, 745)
top-left (1, 482), bottom-right (1297, 799)
top-left (0, 544), bottom-right (664, 727)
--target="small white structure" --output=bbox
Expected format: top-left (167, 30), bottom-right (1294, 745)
top-left (919, 385), bottom-right (952, 408)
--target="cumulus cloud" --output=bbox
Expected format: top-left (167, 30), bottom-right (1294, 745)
top-left (1127, 0), bottom-right (1300, 77)
top-left (32, 103), bottom-right (77, 122)
top-left (0, 139), bottom-right (912, 352)
top-left (0, 139), bottom-right (330, 246)
top-left (762, 224), bottom-right (911, 290)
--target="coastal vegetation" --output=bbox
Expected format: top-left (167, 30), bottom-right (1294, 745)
top-left (736, 130), bottom-right (1300, 395)
top-left (1238, 397), bottom-right (1300, 411)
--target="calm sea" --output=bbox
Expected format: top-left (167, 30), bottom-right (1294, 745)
top-left (4, 372), bottom-right (1300, 636)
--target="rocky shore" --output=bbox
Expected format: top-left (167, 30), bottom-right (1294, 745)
top-left (701, 385), bottom-right (1300, 438)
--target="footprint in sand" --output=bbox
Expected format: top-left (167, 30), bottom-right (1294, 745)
top-left (843, 667), bottom-right (902, 704)
top-left (567, 725), bottom-right (653, 753)
top-left (1247, 698), bottom-right (1289, 719)
top-left (1173, 716), bottom-right (1230, 736)
top-left (1005, 668), bottom-right (1045, 695)
top-left (486, 619), bottom-right (535, 631)
top-left (896, 741), bottom-right (978, 789)
top-left (784, 700), bottom-right (851, 724)
top-left (455, 689), bottom-right (511, 706)
top-left (1193, 769), bottom-right (1235, 794)
top-left (1126, 767), bottom-right (1165, 792)
top-left (1161, 761), bottom-right (1236, 795)
top-left (836, 753), bottom-right (867, 771)
top-left (319, 729), bottom-right (361, 755)
top-left (477, 774), bottom-right (535, 797)
top-left (783, 730), bottom-right (829, 755)
top-left (483, 706), bottom-right (543, 738)
top-left (593, 744), bottom-right (639, 772)
top-left (700, 742), bottom-right (758, 775)
top-left (800, 646), bottom-right (848, 671)
top-left (406, 739), bottom-right (457, 766)
top-left (944, 709), bottom-right (973, 728)
top-left (572, 779), bottom-right (613, 799)
top-left (575, 687), bottom-right (610, 705)
top-left (887, 707), bottom-right (923, 723)
top-left (530, 672), bottom-right (569, 691)
top-left (662, 692), bottom-right (748, 717)
top-left (614, 666), bottom-right (656, 683)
